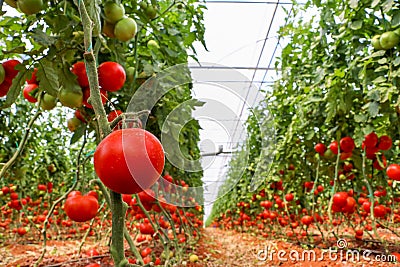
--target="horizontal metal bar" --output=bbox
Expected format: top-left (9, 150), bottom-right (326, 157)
top-left (190, 65), bottom-right (279, 71)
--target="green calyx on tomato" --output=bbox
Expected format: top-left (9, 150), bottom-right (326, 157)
top-left (58, 87), bottom-right (83, 108)
top-left (17, 0), bottom-right (44, 15)
top-left (104, 1), bottom-right (125, 24)
top-left (94, 128), bottom-right (165, 194)
top-left (114, 17), bottom-right (137, 42)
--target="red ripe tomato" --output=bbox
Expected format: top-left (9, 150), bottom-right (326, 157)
top-left (300, 215), bottom-right (313, 226)
top-left (374, 205), bottom-right (386, 218)
top-left (23, 84), bottom-right (39, 103)
top-left (82, 87), bottom-right (107, 108)
top-left (74, 109), bottom-right (87, 123)
top-left (362, 201), bottom-right (371, 212)
top-left (340, 136), bottom-right (355, 153)
top-left (37, 184), bottom-right (47, 191)
top-left (85, 248), bottom-right (100, 257)
top-left (332, 192), bottom-right (348, 208)
top-left (84, 264), bottom-right (101, 267)
top-left (141, 247), bottom-right (152, 257)
top-left (285, 193), bottom-right (294, 202)
top-left (64, 195), bottom-right (99, 222)
top-left (378, 135), bottom-right (392, 150)
top-left (17, 227), bottom-right (27, 236)
top-left (2, 59), bottom-right (21, 83)
top-left (47, 182), bottom-right (53, 193)
top-left (2, 186), bottom-right (10, 195)
top-left (94, 128), bottom-right (165, 194)
top-left (329, 141), bottom-right (339, 154)
top-left (98, 61), bottom-right (126, 92)
top-left (26, 68), bottom-right (38, 84)
top-left (138, 189), bottom-right (155, 204)
top-left (0, 80), bottom-right (12, 97)
top-left (317, 185), bottom-right (324, 192)
top-left (363, 132), bottom-right (378, 148)
top-left (139, 222), bottom-right (155, 235)
top-left (122, 194), bottom-right (133, 204)
top-left (10, 192), bottom-right (18, 200)
top-left (386, 164), bottom-right (400, 181)
top-left (373, 154), bottom-right (387, 170)
top-left (342, 197), bottom-right (356, 213)
top-left (71, 62), bottom-right (89, 88)
top-left (68, 190), bottom-right (82, 198)
top-left (107, 110), bottom-right (123, 122)
top-left (314, 143), bottom-right (326, 154)
top-left (86, 190), bottom-right (98, 200)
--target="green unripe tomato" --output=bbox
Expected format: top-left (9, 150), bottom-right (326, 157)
top-left (126, 66), bottom-right (136, 82)
top-left (5, 0), bottom-right (18, 8)
top-left (114, 17), bottom-right (137, 42)
top-left (40, 93), bottom-right (57, 110)
top-left (104, 1), bottom-right (125, 24)
top-left (371, 35), bottom-right (383, 50)
top-left (380, 31), bottom-right (400, 50)
top-left (145, 6), bottom-right (157, 19)
top-left (58, 88), bottom-right (83, 109)
top-left (147, 39), bottom-right (160, 49)
top-left (67, 117), bottom-right (82, 132)
top-left (17, 0), bottom-right (44, 15)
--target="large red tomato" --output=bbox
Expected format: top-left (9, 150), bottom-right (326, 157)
top-left (386, 164), bottom-right (400, 181)
top-left (0, 80), bottom-right (11, 97)
top-left (71, 61), bottom-right (89, 88)
top-left (64, 195), bottom-right (99, 222)
top-left (23, 84), bottom-right (39, 103)
top-left (98, 61), bottom-right (126, 92)
top-left (2, 59), bottom-right (21, 83)
top-left (94, 128), bottom-right (165, 194)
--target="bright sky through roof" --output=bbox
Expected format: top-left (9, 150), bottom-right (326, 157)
top-left (188, 0), bottom-right (294, 219)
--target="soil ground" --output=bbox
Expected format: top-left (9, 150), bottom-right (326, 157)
top-left (1, 227), bottom-right (399, 266)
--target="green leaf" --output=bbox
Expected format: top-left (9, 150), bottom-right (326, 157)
top-left (2, 70), bottom-right (30, 108)
top-left (392, 10), bottom-right (400, 27)
top-left (383, 0), bottom-right (394, 13)
top-left (354, 114), bottom-right (367, 122)
top-left (350, 0), bottom-right (359, 8)
top-left (393, 57), bottom-right (400, 66)
top-left (374, 65), bottom-right (388, 72)
top-left (184, 32), bottom-right (197, 46)
top-left (31, 28), bottom-right (56, 47)
top-left (372, 76), bottom-right (386, 84)
top-left (350, 20), bottom-right (362, 30)
top-left (57, 65), bottom-right (81, 94)
top-left (371, 0), bottom-right (380, 8)
top-left (37, 59), bottom-right (59, 97)
top-left (368, 101), bottom-right (380, 117)
top-left (70, 124), bottom-right (86, 145)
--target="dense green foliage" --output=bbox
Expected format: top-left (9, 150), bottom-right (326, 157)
top-left (209, 0), bottom-right (400, 226)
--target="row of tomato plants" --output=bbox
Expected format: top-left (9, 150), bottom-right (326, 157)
top-left (210, 133), bottom-right (400, 254)
top-left (0, 173), bottom-right (203, 266)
